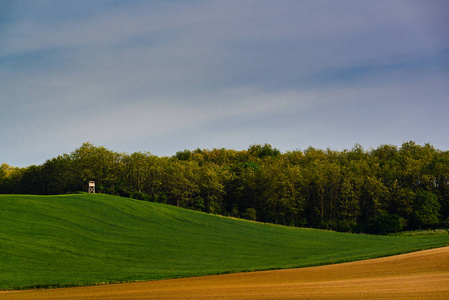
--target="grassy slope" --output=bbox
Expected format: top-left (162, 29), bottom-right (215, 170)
top-left (0, 194), bottom-right (448, 290)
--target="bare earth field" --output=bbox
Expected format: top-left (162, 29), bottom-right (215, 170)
top-left (2, 246), bottom-right (449, 299)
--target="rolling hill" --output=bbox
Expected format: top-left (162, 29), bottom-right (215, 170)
top-left (0, 194), bottom-right (448, 290)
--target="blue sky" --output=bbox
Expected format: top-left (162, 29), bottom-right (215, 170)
top-left (1, 0), bottom-right (448, 167)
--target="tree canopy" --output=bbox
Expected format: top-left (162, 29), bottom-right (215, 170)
top-left (1, 142), bottom-right (448, 233)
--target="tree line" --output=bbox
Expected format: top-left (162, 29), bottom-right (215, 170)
top-left (1, 142), bottom-right (448, 233)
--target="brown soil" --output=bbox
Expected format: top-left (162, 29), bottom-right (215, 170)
top-left (2, 246), bottom-right (449, 299)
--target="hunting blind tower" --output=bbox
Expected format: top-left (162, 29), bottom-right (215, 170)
top-left (88, 181), bottom-right (95, 193)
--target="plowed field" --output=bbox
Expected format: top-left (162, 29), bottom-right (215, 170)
top-left (2, 246), bottom-right (449, 299)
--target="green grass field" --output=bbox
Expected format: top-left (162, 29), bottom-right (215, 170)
top-left (0, 194), bottom-right (448, 290)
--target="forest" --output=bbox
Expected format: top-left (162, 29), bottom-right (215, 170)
top-left (1, 142), bottom-right (448, 234)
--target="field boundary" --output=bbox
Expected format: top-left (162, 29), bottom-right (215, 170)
top-left (2, 246), bottom-right (449, 299)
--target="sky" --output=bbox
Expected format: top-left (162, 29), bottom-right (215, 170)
top-left (1, 0), bottom-right (448, 167)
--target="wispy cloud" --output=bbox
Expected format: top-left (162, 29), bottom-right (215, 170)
top-left (1, 0), bottom-right (448, 166)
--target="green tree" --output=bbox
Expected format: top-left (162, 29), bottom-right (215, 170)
top-left (248, 144), bottom-right (280, 159)
top-left (41, 155), bottom-right (78, 194)
top-left (163, 160), bottom-right (200, 208)
top-left (370, 213), bottom-right (403, 234)
top-left (224, 162), bottom-right (259, 219)
top-left (18, 165), bottom-right (44, 194)
top-left (71, 143), bottom-right (120, 193)
top-left (175, 149), bottom-right (192, 161)
top-left (338, 178), bottom-right (360, 231)
top-left (428, 153), bottom-right (449, 221)
top-left (412, 190), bottom-right (441, 228)
top-left (198, 163), bottom-right (228, 214)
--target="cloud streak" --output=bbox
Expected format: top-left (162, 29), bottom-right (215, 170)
top-left (1, 0), bottom-right (448, 167)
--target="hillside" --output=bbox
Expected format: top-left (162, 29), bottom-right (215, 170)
top-left (0, 194), bottom-right (448, 290)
